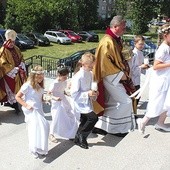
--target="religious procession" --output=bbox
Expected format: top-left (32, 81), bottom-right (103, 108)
top-left (1, 15), bottom-right (170, 162)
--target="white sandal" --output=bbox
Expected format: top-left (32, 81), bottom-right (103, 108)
top-left (31, 152), bottom-right (38, 159)
top-left (49, 134), bottom-right (58, 143)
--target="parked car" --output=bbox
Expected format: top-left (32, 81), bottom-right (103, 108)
top-left (25, 32), bottom-right (50, 46)
top-left (15, 33), bottom-right (34, 49)
top-left (58, 48), bottom-right (96, 72)
top-left (129, 39), bottom-right (157, 50)
top-left (44, 31), bottom-right (72, 44)
top-left (77, 31), bottom-right (99, 42)
top-left (129, 39), bottom-right (157, 65)
top-left (165, 18), bottom-right (170, 22)
top-left (59, 30), bottom-right (82, 43)
top-left (153, 21), bottom-right (166, 26)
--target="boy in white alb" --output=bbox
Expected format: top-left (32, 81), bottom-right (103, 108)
top-left (70, 52), bottom-right (98, 149)
top-left (130, 35), bottom-right (149, 105)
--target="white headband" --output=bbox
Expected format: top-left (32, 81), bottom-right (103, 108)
top-left (31, 69), bottom-right (45, 74)
top-left (158, 25), bottom-right (170, 34)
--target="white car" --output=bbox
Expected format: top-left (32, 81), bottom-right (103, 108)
top-left (44, 31), bottom-right (72, 44)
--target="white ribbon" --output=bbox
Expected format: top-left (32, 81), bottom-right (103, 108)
top-left (130, 67), bottom-right (153, 99)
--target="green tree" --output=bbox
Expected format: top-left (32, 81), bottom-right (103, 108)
top-left (4, 0), bottom-right (98, 33)
top-left (0, 2), bottom-right (6, 27)
top-left (114, 0), bottom-right (159, 34)
top-left (158, 0), bottom-right (170, 17)
top-left (5, 0), bottom-right (56, 32)
top-left (54, 0), bottom-right (78, 30)
top-left (4, 0), bottom-right (76, 32)
top-left (114, 0), bottom-right (128, 17)
top-left (75, 0), bottom-right (99, 30)
top-left (129, 0), bottom-right (156, 34)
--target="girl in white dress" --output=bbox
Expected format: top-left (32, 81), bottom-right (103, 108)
top-left (15, 65), bottom-right (49, 158)
top-left (48, 67), bottom-right (79, 142)
top-left (137, 24), bottom-right (170, 134)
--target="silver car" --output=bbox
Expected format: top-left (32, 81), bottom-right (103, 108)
top-left (44, 31), bottom-right (72, 44)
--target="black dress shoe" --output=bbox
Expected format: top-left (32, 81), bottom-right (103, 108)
top-left (92, 127), bottom-right (108, 135)
top-left (75, 134), bottom-right (89, 149)
top-left (74, 140), bottom-right (88, 149)
top-left (4, 102), bottom-right (12, 107)
top-left (79, 142), bottom-right (88, 149)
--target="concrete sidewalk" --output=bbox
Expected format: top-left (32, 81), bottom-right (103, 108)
top-left (0, 75), bottom-right (170, 170)
top-left (1, 104), bottom-right (170, 170)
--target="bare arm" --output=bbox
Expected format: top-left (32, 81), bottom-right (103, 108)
top-left (153, 60), bottom-right (170, 70)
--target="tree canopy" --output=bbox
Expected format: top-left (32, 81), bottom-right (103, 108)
top-left (1, 0), bottom-right (170, 34)
top-left (4, 0), bottom-right (98, 33)
top-left (115, 0), bottom-right (169, 34)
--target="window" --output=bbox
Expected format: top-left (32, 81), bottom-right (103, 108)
top-left (52, 33), bottom-right (57, 37)
top-left (108, 7), bottom-right (111, 11)
top-left (102, 6), bottom-right (106, 10)
top-left (29, 34), bottom-right (34, 38)
top-left (101, 14), bottom-right (106, 19)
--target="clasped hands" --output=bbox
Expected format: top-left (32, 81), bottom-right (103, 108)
top-left (88, 90), bottom-right (99, 97)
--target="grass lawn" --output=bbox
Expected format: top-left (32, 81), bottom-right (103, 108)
top-left (22, 31), bottom-right (158, 60)
top-left (22, 34), bottom-right (104, 60)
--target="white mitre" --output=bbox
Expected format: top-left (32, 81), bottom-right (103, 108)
top-left (5, 29), bottom-right (17, 41)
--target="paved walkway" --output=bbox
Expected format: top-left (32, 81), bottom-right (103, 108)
top-left (0, 75), bottom-right (170, 170)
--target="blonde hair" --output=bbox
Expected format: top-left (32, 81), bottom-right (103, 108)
top-left (28, 65), bottom-right (44, 90)
top-left (81, 52), bottom-right (95, 64)
top-left (74, 52), bottom-right (95, 74)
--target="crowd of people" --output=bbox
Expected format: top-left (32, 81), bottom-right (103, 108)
top-left (1, 16), bottom-right (170, 159)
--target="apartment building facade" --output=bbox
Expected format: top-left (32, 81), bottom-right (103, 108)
top-left (98, 0), bottom-right (115, 19)
top-left (1, 0), bottom-right (6, 7)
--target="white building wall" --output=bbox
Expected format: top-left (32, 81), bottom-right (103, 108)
top-left (98, 0), bottom-right (115, 19)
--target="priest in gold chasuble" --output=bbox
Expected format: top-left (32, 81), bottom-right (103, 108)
top-left (93, 16), bottom-right (134, 136)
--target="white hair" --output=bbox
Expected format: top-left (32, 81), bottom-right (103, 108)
top-left (110, 15), bottom-right (125, 28)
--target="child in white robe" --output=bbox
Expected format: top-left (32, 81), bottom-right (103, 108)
top-left (130, 35), bottom-right (149, 105)
top-left (15, 65), bottom-right (49, 159)
top-left (70, 52), bottom-right (99, 149)
top-left (48, 67), bottom-right (79, 142)
top-left (137, 24), bottom-right (170, 134)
